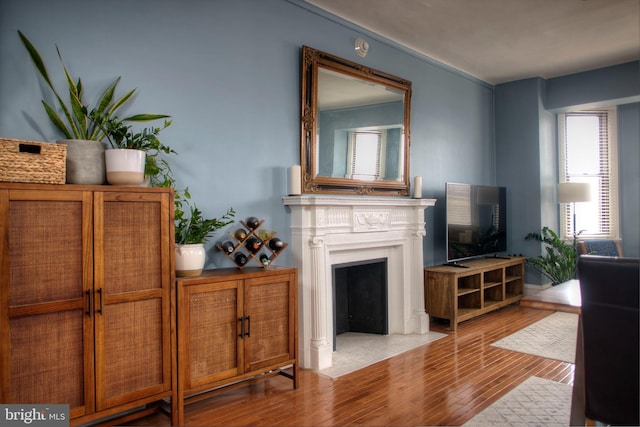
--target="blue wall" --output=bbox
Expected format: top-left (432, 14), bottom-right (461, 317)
top-left (1, 0), bottom-right (638, 272)
top-left (617, 102), bottom-right (640, 258)
top-left (545, 62), bottom-right (640, 111)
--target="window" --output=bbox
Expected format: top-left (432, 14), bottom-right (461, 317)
top-left (347, 131), bottom-right (386, 180)
top-left (558, 108), bottom-right (619, 240)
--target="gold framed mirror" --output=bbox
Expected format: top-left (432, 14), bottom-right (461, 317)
top-left (300, 46), bottom-right (412, 196)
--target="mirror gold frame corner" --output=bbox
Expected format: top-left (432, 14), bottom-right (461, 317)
top-left (300, 45), bottom-right (412, 196)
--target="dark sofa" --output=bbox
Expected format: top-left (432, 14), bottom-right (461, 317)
top-left (578, 255), bottom-right (640, 425)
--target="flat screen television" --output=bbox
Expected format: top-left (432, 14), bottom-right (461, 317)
top-left (446, 182), bottom-right (507, 263)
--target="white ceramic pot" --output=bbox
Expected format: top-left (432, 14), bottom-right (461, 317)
top-left (57, 139), bottom-right (106, 184)
top-left (105, 149), bottom-right (145, 186)
top-left (175, 243), bottom-right (206, 277)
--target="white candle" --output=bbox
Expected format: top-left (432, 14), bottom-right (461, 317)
top-left (289, 165), bottom-right (301, 195)
top-left (413, 176), bottom-right (422, 199)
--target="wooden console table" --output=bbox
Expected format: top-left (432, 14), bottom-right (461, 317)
top-left (520, 279), bottom-right (584, 426)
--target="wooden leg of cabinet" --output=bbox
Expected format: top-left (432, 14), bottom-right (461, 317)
top-left (173, 392), bottom-right (184, 427)
top-left (279, 363), bottom-right (298, 389)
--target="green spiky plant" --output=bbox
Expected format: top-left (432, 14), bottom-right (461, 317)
top-left (18, 30), bottom-right (168, 141)
top-left (174, 191), bottom-right (235, 245)
top-left (525, 227), bottom-right (579, 285)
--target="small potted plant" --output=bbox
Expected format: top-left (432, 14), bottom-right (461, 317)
top-left (174, 188), bottom-right (235, 277)
top-left (18, 30), bottom-right (168, 184)
top-left (96, 115), bottom-right (174, 186)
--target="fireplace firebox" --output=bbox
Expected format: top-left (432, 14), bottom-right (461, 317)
top-left (333, 259), bottom-right (388, 350)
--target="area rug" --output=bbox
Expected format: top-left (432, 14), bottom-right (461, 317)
top-left (463, 376), bottom-right (572, 426)
top-left (491, 311), bottom-right (579, 363)
top-left (317, 331), bottom-right (446, 379)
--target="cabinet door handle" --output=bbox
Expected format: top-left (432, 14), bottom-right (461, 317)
top-left (97, 288), bottom-right (103, 314)
top-left (86, 290), bottom-right (92, 316)
top-left (239, 317), bottom-right (245, 338)
top-left (246, 315), bottom-right (251, 337)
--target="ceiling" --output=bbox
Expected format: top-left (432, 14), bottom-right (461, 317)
top-left (304, 0), bottom-right (640, 85)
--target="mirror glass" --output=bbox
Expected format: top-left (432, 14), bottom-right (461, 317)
top-left (301, 46), bottom-right (412, 196)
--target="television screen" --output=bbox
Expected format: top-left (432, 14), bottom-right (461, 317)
top-left (446, 183), bottom-right (507, 262)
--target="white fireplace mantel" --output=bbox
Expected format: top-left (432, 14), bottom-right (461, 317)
top-left (283, 195), bottom-right (437, 370)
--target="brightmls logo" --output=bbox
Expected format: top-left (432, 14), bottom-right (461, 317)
top-left (1, 405), bottom-right (68, 426)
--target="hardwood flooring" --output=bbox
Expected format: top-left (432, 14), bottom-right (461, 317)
top-left (129, 305), bottom-right (573, 426)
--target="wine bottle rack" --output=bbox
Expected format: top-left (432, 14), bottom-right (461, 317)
top-left (216, 219), bottom-right (288, 269)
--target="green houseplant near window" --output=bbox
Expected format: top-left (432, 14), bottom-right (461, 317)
top-left (174, 188), bottom-right (235, 277)
top-left (525, 226), bottom-right (580, 285)
top-left (18, 30), bottom-right (169, 184)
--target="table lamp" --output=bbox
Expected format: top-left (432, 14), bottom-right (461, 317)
top-left (557, 182), bottom-right (592, 238)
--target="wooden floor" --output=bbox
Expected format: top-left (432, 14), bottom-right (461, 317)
top-left (129, 305), bottom-right (573, 426)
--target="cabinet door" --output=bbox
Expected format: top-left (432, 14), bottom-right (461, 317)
top-left (179, 279), bottom-right (244, 394)
top-left (93, 191), bottom-right (172, 410)
top-left (0, 189), bottom-right (95, 419)
top-left (244, 272), bottom-right (296, 372)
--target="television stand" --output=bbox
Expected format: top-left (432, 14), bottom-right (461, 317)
top-left (425, 257), bottom-right (525, 330)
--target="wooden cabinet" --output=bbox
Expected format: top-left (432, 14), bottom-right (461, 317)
top-left (424, 257), bottom-right (525, 330)
top-left (177, 267), bottom-right (297, 426)
top-left (0, 183), bottom-right (176, 426)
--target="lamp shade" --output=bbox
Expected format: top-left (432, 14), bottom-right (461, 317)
top-left (557, 182), bottom-right (592, 203)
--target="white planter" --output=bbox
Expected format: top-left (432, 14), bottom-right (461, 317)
top-left (175, 243), bottom-right (206, 277)
top-left (105, 149), bottom-right (145, 186)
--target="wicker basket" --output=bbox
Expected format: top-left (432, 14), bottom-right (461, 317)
top-left (0, 138), bottom-right (66, 184)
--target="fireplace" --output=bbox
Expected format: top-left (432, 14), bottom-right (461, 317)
top-left (333, 258), bottom-right (388, 349)
top-left (283, 195), bottom-right (436, 370)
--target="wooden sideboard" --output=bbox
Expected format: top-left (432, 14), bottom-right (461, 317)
top-left (424, 257), bottom-right (525, 330)
top-left (0, 183), bottom-right (177, 426)
top-left (176, 267), bottom-right (298, 426)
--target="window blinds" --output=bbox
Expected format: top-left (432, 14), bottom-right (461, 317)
top-left (350, 131), bottom-right (382, 180)
top-left (558, 109), bottom-right (619, 240)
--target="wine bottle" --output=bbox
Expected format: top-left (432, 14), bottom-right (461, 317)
top-left (268, 237), bottom-right (285, 251)
top-left (258, 229), bottom-right (272, 241)
top-left (234, 229), bottom-right (247, 240)
top-left (245, 237), bottom-right (262, 253)
top-left (259, 253), bottom-right (270, 267)
top-left (220, 240), bottom-right (235, 253)
top-left (234, 252), bottom-right (248, 266)
top-left (245, 216), bottom-right (260, 229)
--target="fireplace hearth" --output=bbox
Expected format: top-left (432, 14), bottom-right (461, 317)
top-left (283, 195), bottom-right (436, 370)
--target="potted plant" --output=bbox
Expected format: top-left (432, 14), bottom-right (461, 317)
top-left (525, 226), bottom-right (580, 285)
top-left (174, 189), bottom-right (235, 277)
top-left (96, 115), bottom-right (174, 186)
top-left (18, 30), bottom-right (168, 184)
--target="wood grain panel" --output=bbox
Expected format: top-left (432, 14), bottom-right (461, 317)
top-left (101, 200), bottom-right (163, 294)
top-left (10, 310), bottom-right (85, 406)
top-left (189, 287), bottom-right (239, 385)
top-left (99, 298), bottom-right (165, 408)
top-left (9, 200), bottom-right (84, 305)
